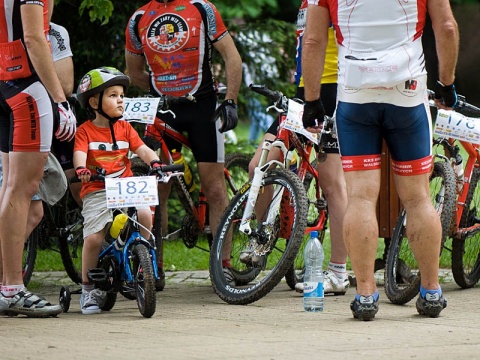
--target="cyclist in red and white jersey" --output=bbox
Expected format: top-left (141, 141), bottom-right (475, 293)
top-left (125, 0), bottom-right (242, 289)
top-left (0, 0), bottom-right (76, 317)
top-left (302, 0), bottom-right (458, 320)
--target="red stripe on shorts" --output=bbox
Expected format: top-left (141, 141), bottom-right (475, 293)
top-left (341, 154), bottom-right (382, 172)
top-left (392, 155), bottom-right (432, 176)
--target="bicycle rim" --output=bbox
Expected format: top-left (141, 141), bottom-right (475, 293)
top-left (209, 168), bottom-right (308, 305)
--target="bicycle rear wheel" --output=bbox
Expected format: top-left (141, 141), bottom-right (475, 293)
top-left (58, 207), bottom-right (84, 284)
top-left (384, 161), bottom-right (456, 304)
top-left (23, 222), bottom-right (41, 286)
top-left (452, 167), bottom-right (480, 288)
top-left (209, 168), bottom-right (308, 305)
top-left (224, 153), bottom-right (251, 198)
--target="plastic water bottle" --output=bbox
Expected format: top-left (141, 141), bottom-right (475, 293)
top-left (171, 149), bottom-right (196, 192)
top-left (110, 214), bottom-right (128, 250)
top-left (303, 231), bottom-right (324, 312)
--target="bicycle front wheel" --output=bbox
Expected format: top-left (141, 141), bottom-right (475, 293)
top-left (384, 161), bottom-right (456, 304)
top-left (209, 168), bottom-right (308, 305)
top-left (452, 167), bottom-right (480, 288)
top-left (131, 244), bottom-right (156, 318)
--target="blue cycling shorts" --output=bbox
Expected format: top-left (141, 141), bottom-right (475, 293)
top-left (336, 100), bottom-right (433, 175)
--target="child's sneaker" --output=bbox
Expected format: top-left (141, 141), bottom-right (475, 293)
top-left (0, 290), bottom-right (62, 317)
top-left (350, 292), bottom-right (379, 321)
top-left (416, 291), bottom-right (447, 318)
top-left (80, 289), bottom-right (104, 315)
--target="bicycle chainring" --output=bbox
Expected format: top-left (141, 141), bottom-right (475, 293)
top-left (181, 215), bottom-right (200, 249)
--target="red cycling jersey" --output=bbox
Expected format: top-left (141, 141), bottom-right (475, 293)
top-left (125, 0), bottom-right (228, 98)
top-left (0, 0), bottom-right (50, 80)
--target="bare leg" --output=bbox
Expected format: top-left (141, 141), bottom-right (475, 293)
top-left (137, 208), bottom-right (153, 240)
top-left (343, 169), bottom-right (381, 296)
top-left (0, 151), bottom-right (47, 286)
top-left (26, 200), bottom-right (44, 239)
top-left (317, 153), bottom-right (348, 264)
top-left (81, 230), bottom-right (105, 285)
top-left (197, 162), bottom-right (230, 260)
top-left (394, 173), bottom-right (441, 290)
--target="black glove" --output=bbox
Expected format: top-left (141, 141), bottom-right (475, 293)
top-left (213, 99), bottom-right (238, 133)
top-left (435, 80), bottom-right (457, 108)
top-left (302, 98), bottom-right (325, 128)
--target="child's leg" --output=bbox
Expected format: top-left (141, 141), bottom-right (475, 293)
top-left (82, 230), bottom-right (105, 285)
top-left (137, 207), bottom-right (152, 240)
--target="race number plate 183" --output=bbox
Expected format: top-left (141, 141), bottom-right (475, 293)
top-left (123, 97), bottom-right (160, 124)
top-left (105, 176), bottom-right (159, 208)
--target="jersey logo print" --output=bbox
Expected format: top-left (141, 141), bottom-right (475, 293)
top-left (147, 14), bottom-right (189, 53)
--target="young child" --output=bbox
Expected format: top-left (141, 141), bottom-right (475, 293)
top-left (74, 67), bottom-right (163, 315)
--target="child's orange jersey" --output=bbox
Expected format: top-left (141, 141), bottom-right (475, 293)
top-left (74, 120), bottom-right (144, 198)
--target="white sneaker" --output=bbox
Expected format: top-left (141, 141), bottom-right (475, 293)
top-left (294, 270), bottom-right (349, 295)
top-left (323, 270), bottom-right (349, 295)
top-left (80, 289), bottom-right (105, 315)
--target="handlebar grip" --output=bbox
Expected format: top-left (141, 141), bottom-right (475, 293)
top-left (160, 163), bottom-right (184, 173)
top-left (249, 84), bottom-right (283, 103)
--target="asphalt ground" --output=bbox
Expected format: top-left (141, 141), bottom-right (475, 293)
top-left (0, 270), bottom-right (479, 360)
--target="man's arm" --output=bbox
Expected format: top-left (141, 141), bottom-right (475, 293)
top-left (125, 51), bottom-right (150, 92)
top-left (213, 34), bottom-right (242, 103)
top-left (302, 5), bottom-right (330, 102)
top-left (21, 4), bottom-right (66, 103)
top-left (428, 0), bottom-right (459, 87)
top-left (54, 57), bottom-right (74, 97)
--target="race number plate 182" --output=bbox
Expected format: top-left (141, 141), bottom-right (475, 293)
top-left (123, 97), bottom-right (160, 124)
top-left (105, 176), bottom-right (159, 208)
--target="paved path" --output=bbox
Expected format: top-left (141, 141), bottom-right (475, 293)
top-left (0, 270), bottom-right (478, 360)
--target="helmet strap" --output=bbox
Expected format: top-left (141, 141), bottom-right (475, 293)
top-left (97, 90), bottom-right (121, 150)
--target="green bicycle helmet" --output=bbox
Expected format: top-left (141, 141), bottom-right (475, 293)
top-left (76, 66), bottom-right (130, 109)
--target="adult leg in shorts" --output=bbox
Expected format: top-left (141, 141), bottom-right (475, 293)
top-left (0, 79), bottom-right (53, 287)
top-left (336, 99), bottom-right (441, 297)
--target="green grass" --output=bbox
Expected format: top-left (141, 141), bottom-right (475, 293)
top-left (33, 229), bottom-right (391, 273)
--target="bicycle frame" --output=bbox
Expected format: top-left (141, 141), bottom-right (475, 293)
top-left (98, 212), bottom-right (159, 284)
top-left (143, 119), bottom-right (210, 242)
top-left (239, 109), bottom-right (328, 236)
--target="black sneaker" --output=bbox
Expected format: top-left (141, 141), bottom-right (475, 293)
top-left (416, 291), bottom-right (447, 318)
top-left (350, 293), bottom-right (379, 321)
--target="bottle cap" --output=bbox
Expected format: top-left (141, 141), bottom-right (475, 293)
top-left (310, 231), bottom-right (318, 238)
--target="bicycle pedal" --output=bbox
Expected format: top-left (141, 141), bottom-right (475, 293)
top-left (87, 268), bottom-right (107, 283)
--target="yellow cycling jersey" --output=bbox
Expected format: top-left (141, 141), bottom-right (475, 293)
top-left (299, 27), bottom-right (338, 86)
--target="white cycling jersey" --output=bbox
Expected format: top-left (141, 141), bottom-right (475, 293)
top-left (310, 0), bottom-right (428, 105)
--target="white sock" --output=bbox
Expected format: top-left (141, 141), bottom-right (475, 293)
top-left (1, 284), bottom-right (25, 297)
top-left (82, 284), bottom-right (94, 294)
top-left (327, 262), bottom-right (347, 280)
